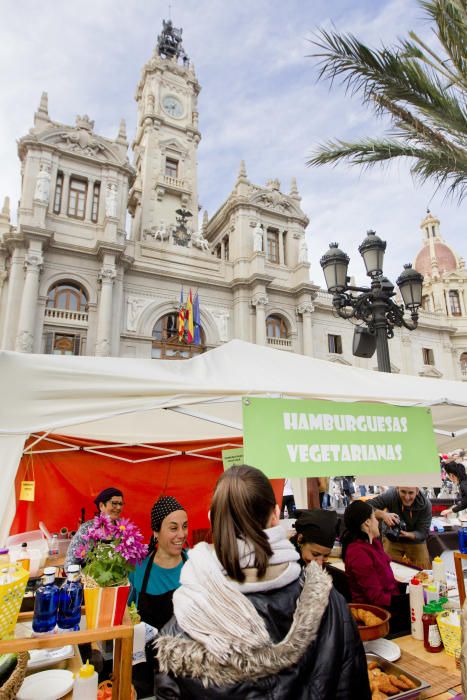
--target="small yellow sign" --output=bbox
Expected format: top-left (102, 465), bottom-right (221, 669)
top-left (222, 448), bottom-right (244, 470)
top-left (19, 480), bottom-right (35, 502)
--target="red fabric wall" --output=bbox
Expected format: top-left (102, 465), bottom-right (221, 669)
top-left (11, 435), bottom-right (284, 545)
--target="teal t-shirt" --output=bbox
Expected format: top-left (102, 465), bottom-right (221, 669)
top-left (129, 555), bottom-right (184, 607)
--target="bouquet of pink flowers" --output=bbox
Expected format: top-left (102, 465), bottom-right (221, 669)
top-left (76, 514), bottom-right (148, 587)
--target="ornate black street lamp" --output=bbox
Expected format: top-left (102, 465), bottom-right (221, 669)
top-left (320, 231), bottom-right (424, 373)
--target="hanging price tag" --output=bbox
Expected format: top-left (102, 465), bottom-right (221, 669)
top-left (20, 480), bottom-right (35, 502)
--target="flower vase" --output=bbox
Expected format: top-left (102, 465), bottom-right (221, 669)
top-left (83, 577), bottom-right (130, 628)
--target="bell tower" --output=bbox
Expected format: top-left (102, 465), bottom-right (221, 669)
top-left (129, 20), bottom-right (201, 241)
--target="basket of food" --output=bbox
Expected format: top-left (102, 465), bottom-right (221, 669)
top-left (349, 603), bottom-right (390, 641)
top-left (436, 609), bottom-right (461, 657)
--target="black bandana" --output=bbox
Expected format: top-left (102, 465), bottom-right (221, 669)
top-left (293, 509), bottom-right (339, 549)
top-left (151, 495), bottom-right (185, 532)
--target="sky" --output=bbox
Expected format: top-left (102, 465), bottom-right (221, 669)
top-left (0, 0), bottom-right (464, 287)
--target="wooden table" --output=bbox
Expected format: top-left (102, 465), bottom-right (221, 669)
top-left (396, 635), bottom-right (462, 699)
top-left (0, 611), bottom-right (134, 700)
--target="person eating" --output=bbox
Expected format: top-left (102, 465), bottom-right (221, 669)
top-left (291, 508), bottom-right (339, 566)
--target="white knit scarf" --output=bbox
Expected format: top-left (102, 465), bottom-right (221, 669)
top-left (172, 525), bottom-right (301, 660)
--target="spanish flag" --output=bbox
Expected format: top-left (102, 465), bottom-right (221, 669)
top-left (178, 288), bottom-right (185, 341)
top-left (186, 289), bottom-right (194, 344)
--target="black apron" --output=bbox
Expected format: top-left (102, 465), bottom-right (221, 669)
top-left (137, 548), bottom-right (187, 630)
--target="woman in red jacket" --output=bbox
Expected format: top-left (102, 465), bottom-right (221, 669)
top-left (342, 500), bottom-right (409, 635)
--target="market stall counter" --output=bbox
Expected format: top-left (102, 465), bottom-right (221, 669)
top-left (0, 610), bottom-right (134, 699)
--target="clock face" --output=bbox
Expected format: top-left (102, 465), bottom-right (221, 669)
top-left (162, 95), bottom-right (184, 118)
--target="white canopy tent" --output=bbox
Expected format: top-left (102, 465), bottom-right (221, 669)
top-left (1, 339), bottom-right (466, 536)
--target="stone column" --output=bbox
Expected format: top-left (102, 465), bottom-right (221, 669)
top-left (278, 231), bottom-right (285, 265)
top-left (445, 289), bottom-right (452, 316)
top-left (459, 289), bottom-right (466, 316)
top-left (15, 247), bottom-right (43, 352)
top-left (251, 294), bottom-right (268, 346)
top-left (2, 247), bottom-right (25, 350)
top-left (95, 259), bottom-right (117, 356)
top-left (0, 270), bottom-right (7, 300)
top-left (221, 239), bottom-right (225, 260)
top-left (62, 174), bottom-right (70, 216)
top-left (296, 302), bottom-right (314, 356)
top-left (85, 178), bottom-right (95, 221)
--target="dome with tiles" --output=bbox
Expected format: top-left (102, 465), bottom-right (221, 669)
top-left (414, 211), bottom-right (459, 279)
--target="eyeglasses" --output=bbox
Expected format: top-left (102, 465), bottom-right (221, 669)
top-left (109, 501), bottom-right (124, 507)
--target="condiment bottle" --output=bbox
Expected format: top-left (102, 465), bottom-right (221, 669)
top-left (425, 583), bottom-right (439, 603)
top-left (432, 556), bottom-right (448, 598)
top-left (58, 564), bottom-right (83, 632)
top-left (409, 577), bottom-right (424, 640)
top-left (17, 542), bottom-right (30, 571)
top-left (72, 659), bottom-right (98, 699)
top-left (32, 566), bottom-right (59, 634)
top-left (422, 602), bottom-right (443, 652)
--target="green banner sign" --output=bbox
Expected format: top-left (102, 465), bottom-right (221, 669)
top-left (242, 397), bottom-right (439, 478)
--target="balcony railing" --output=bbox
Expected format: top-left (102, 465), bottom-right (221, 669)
top-left (44, 308), bottom-right (89, 325)
top-left (163, 175), bottom-right (185, 189)
top-left (266, 337), bottom-right (292, 349)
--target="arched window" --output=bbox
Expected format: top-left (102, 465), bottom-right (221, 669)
top-left (151, 312), bottom-right (205, 359)
top-left (449, 290), bottom-right (462, 316)
top-left (266, 315), bottom-right (288, 339)
top-left (47, 282), bottom-right (88, 311)
top-left (460, 352), bottom-right (467, 377)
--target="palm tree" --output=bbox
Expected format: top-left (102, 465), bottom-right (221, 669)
top-left (307, 0), bottom-right (467, 201)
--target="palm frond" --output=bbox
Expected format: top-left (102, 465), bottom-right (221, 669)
top-left (307, 0), bottom-right (467, 203)
top-left (419, 0), bottom-right (467, 81)
top-left (307, 138), bottom-right (466, 200)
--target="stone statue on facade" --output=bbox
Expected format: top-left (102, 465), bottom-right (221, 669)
top-left (127, 297), bottom-right (147, 331)
top-left (105, 183), bottom-right (118, 218)
top-left (253, 223), bottom-right (263, 253)
top-left (34, 164), bottom-right (51, 203)
top-left (191, 228), bottom-right (210, 252)
top-left (154, 221), bottom-right (170, 242)
top-left (298, 236), bottom-right (309, 263)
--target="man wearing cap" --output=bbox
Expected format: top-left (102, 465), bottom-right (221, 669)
top-left (366, 487), bottom-right (432, 569)
top-left (65, 486), bottom-right (124, 568)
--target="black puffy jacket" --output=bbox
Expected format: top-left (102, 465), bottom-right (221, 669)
top-left (154, 563), bottom-right (371, 699)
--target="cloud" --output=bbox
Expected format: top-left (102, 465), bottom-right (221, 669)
top-left (0, 0), bottom-right (463, 289)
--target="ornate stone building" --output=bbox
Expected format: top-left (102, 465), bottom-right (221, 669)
top-left (0, 21), bottom-right (465, 380)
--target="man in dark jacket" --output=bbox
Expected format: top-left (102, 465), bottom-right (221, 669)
top-left (367, 487), bottom-right (432, 569)
top-left (153, 564), bottom-right (370, 699)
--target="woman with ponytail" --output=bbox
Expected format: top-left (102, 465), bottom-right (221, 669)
top-left (154, 466), bottom-right (370, 699)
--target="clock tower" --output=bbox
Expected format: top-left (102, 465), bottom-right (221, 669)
top-left (129, 20), bottom-right (201, 240)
